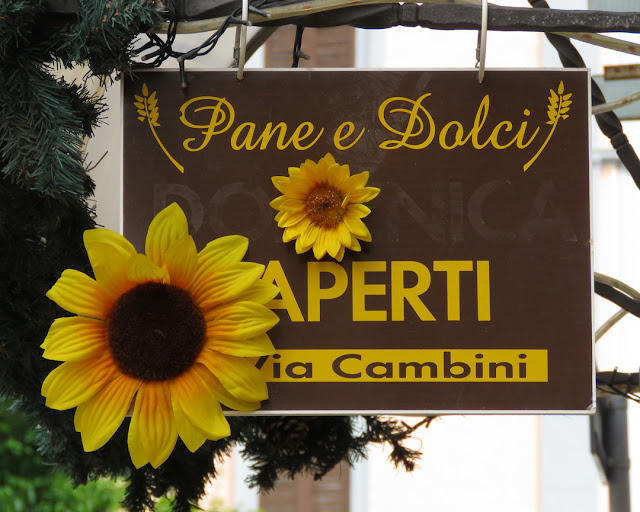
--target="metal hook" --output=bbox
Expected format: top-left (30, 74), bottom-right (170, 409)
top-left (235, 0), bottom-right (250, 80)
top-left (475, 0), bottom-right (488, 83)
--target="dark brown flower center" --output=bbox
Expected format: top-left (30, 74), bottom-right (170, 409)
top-left (107, 282), bottom-right (206, 381)
top-left (305, 186), bottom-right (344, 228)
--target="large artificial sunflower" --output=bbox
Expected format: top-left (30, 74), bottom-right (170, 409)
top-left (41, 203), bottom-right (279, 469)
top-left (270, 153), bottom-right (380, 261)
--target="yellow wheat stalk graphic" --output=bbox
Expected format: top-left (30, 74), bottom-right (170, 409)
top-left (523, 81), bottom-right (572, 172)
top-left (134, 83), bottom-right (184, 173)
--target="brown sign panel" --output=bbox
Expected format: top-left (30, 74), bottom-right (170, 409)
top-left (122, 70), bottom-right (593, 413)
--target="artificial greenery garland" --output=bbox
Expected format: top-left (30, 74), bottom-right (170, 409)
top-left (0, 2), bottom-right (425, 511)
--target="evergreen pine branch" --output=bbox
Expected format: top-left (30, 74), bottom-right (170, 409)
top-left (0, 66), bottom-right (96, 200)
top-left (235, 415), bottom-right (428, 491)
top-left (1, 2), bottom-right (163, 509)
top-left (0, 1), bottom-right (43, 55)
top-left (123, 465), bottom-right (155, 512)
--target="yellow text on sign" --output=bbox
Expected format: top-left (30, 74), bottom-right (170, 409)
top-left (262, 260), bottom-right (491, 322)
top-left (260, 350), bottom-right (548, 383)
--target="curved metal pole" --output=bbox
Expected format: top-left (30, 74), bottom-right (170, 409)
top-left (602, 395), bottom-right (631, 512)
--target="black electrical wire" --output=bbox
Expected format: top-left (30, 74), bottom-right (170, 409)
top-left (597, 370), bottom-right (640, 403)
top-left (595, 281), bottom-right (640, 320)
top-left (594, 279), bottom-right (640, 402)
top-left (134, 0), bottom-right (271, 72)
top-left (292, 25), bottom-right (304, 67)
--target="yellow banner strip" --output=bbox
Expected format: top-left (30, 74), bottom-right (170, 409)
top-left (260, 349), bottom-right (548, 383)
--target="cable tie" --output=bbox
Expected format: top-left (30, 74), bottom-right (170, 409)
top-left (248, 5), bottom-right (271, 18)
top-left (229, 16), bottom-right (252, 27)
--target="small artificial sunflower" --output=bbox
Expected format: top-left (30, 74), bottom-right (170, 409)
top-left (41, 203), bottom-right (279, 469)
top-left (270, 153), bottom-right (380, 261)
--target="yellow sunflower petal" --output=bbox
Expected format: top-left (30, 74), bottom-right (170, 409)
top-left (126, 254), bottom-right (165, 283)
top-left (43, 317), bottom-right (107, 362)
top-left (41, 316), bottom-right (79, 349)
top-left (269, 196), bottom-right (306, 212)
top-left (344, 186), bottom-right (380, 204)
top-left (282, 229), bottom-right (297, 244)
top-left (46, 269), bottom-right (113, 320)
top-left (356, 225), bottom-right (372, 242)
top-left (41, 363), bottom-right (66, 397)
top-left (271, 176), bottom-right (290, 195)
top-left (205, 302), bottom-right (279, 340)
top-left (277, 210), bottom-right (308, 228)
top-left (288, 166), bottom-right (301, 177)
top-left (327, 164), bottom-right (350, 188)
top-left (192, 262), bottom-right (265, 311)
top-left (83, 241), bottom-right (135, 300)
top-left (75, 374), bottom-right (140, 452)
top-left (337, 222), bottom-right (352, 248)
top-left (233, 280), bottom-right (280, 305)
top-left (295, 237), bottom-right (311, 254)
top-left (43, 354), bottom-right (118, 410)
top-left (299, 167), bottom-right (320, 188)
top-left (343, 215), bottom-right (371, 239)
top-left (300, 224), bottom-right (320, 248)
top-left (128, 399), bottom-right (149, 468)
top-left (145, 203), bottom-right (189, 267)
top-left (325, 160), bottom-right (342, 179)
top-left (73, 401), bottom-right (83, 433)
top-left (325, 230), bottom-right (341, 259)
top-left (191, 236), bottom-right (248, 290)
top-left (83, 228), bottom-right (137, 299)
top-left (350, 235), bottom-right (362, 252)
top-left (171, 395), bottom-right (207, 453)
top-left (315, 159), bottom-right (330, 184)
top-left (289, 174), bottom-right (316, 194)
top-left (322, 153), bottom-right (336, 165)
top-left (197, 350), bottom-right (268, 402)
top-left (204, 333), bottom-right (276, 357)
top-left (269, 195), bottom-right (289, 210)
top-left (288, 184), bottom-right (312, 200)
top-left (302, 158), bottom-right (319, 175)
top-left (345, 203), bottom-right (371, 219)
top-left (209, 374), bottom-right (260, 411)
top-left (335, 245), bottom-right (346, 262)
top-left (272, 176), bottom-right (308, 200)
top-left (83, 228), bottom-right (137, 257)
top-left (313, 230), bottom-right (328, 260)
top-left (134, 381), bottom-right (178, 468)
top-left (164, 235), bottom-right (198, 289)
top-left (341, 171), bottom-right (370, 193)
top-left (283, 219), bottom-right (311, 242)
top-left (171, 365), bottom-right (230, 440)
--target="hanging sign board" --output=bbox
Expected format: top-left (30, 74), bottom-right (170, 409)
top-left (122, 69), bottom-right (593, 414)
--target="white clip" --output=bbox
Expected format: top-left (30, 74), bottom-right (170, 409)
top-left (475, 0), bottom-right (488, 83)
top-left (235, 0), bottom-right (249, 80)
